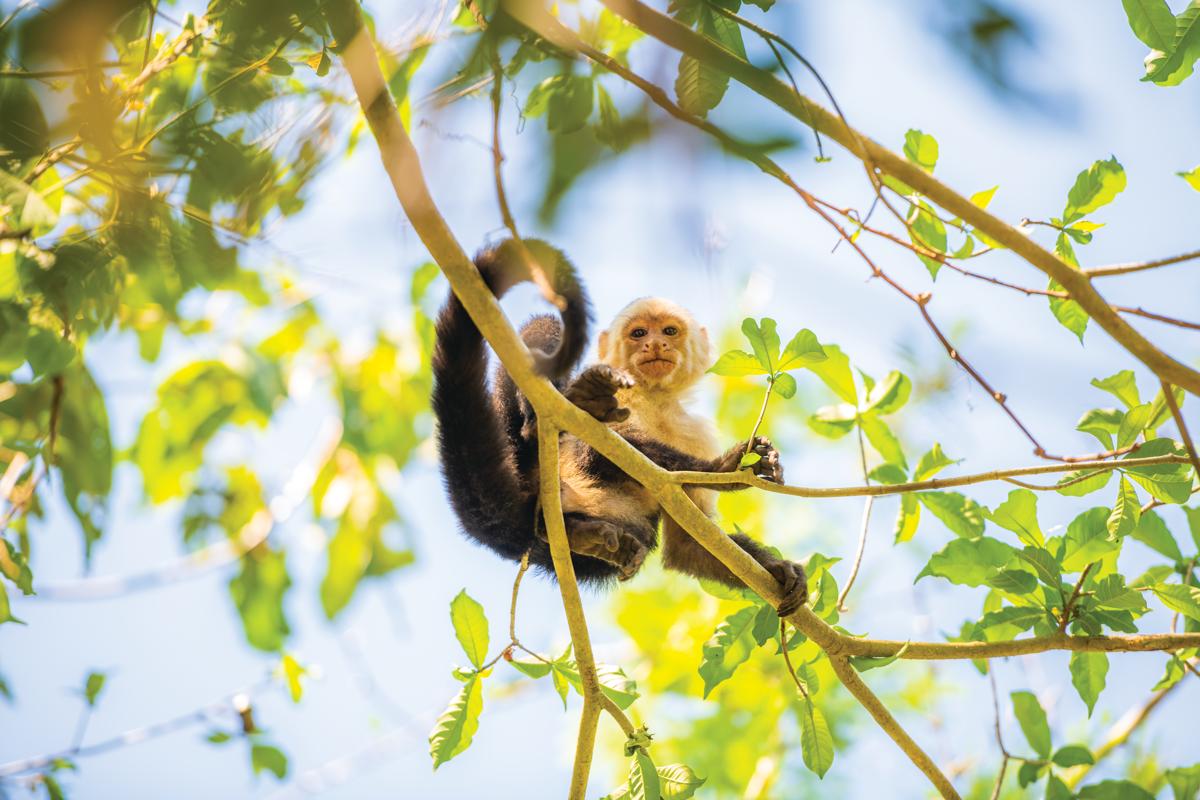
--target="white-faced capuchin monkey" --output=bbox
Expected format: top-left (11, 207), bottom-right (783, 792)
top-left (431, 239), bottom-right (807, 615)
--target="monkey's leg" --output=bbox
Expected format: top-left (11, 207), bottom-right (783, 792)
top-left (537, 513), bottom-right (653, 580)
top-left (661, 517), bottom-right (808, 615)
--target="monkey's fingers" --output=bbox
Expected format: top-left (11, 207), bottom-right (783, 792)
top-left (768, 560), bottom-right (808, 617)
top-left (602, 407), bottom-right (631, 423)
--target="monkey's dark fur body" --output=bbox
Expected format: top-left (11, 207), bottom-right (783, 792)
top-left (431, 240), bottom-right (807, 612)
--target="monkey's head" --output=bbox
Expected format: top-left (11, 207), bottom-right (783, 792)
top-left (598, 297), bottom-right (711, 392)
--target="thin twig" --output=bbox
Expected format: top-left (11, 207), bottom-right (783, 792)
top-left (0, 677), bottom-right (275, 778)
top-left (837, 419), bottom-right (873, 611)
top-left (1161, 380), bottom-right (1200, 478)
top-left (1059, 562), bottom-right (1095, 633)
top-left (778, 620), bottom-right (809, 699)
top-left (987, 667), bottom-right (1010, 800)
top-left (488, 57), bottom-right (565, 310)
top-left (1086, 248), bottom-right (1200, 278)
top-left (670, 453), bottom-right (1187, 497)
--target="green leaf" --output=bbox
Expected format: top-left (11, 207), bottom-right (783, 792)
top-left (970, 185), bottom-right (999, 209)
top-left (978, 605), bottom-right (1044, 632)
top-left (1123, 0), bottom-right (1177, 50)
top-left (1010, 690), bottom-right (1052, 758)
top-left (510, 658), bottom-right (553, 679)
top-left (798, 697), bottom-right (835, 778)
top-left (548, 75), bottom-right (595, 133)
top-left (316, 50), bottom-right (331, 77)
top-left (987, 489), bottom-right (1045, 547)
top-left (909, 201), bottom-right (948, 278)
top-left (1107, 477), bottom-right (1141, 539)
top-left (1047, 775), bottom-right (1074, 800)
top-left (1069, 651), bottom-right (1108, 716)
top-left (869, 463), bottom-right (907, 485)
top-left (777, 328), bottom-right (826, 371)
top-left (1049, 275), bottom-right (1088, 342)
top-left (741, 318), bottom-right (780, 373)
top-left (629, 749), bottom-right (662, 800)
top-left (1063, 507), bottom-right (1120, 572)
top-left (849, 641), bottom-right (910, 672)
top-left (1116, 403), bottom-right (1152, 448)
top-left (1062, 157), bottom-right (1127, 224)
top-left (917, 491), bottom-right (986, 538)
top-left (1077, 408), bottom-right (1124, 449)
top-left (83, 671), bottom-right (106, 707)
top-left (654, 764), bottom-right (705, 799)
top-left (264, 57), bottom-right (293, 76)
top-left (250, 744), bottom-right (289, 780)
top-left (806, 344), bottom-right (857, 404)
top-left (0, 541), bottom-right (33, 595)
top-left (1187, 505), bottom-right (1200, 551)
top-left (429, 676), bottom-right (483, 769)
top-left (862, 371), bottom-right (911, 415)
top-left (280, 654), bottom-right (305, 703)
top-left (739, 451), bottom-right (761, 468)
top-left (1130, 509), bottom-right (1184, 560)
top-left (1018, 547), bottom-right (1063, 590)
top-left (229, 547), bottom-right (291, 652)
top-left (26, 327), bottom-right (76, 376)
top-left (1165, 764), bottom-right (1200, 800)
top-left (1077, 780), bottom-right (1155, 800)
top-left (1144, 1), bottom-right (1200, 85)
top-left (1052, 744), bottom-right (1095, 767)
top-left (987, 569), bottom-right (1038, 596)
top-left (894, 493), bottom-right (920, 543)
top-left (1123, 438), bottom-right (1195, 504)
top-left (774, 372), bottom-right (797, 399)
top-left (914, 443), bottom-right (958, 482)
top-left (807, 404), bottom-right (857, 439)
top-left (707, 350), bottom-right (769, 377)
top-left (698, 605), bottom-right (758, 697)
top-left (903, 129), bottom-right (939, 172)
top-left (1091, 370), bottom-right (1141, 408)
top-left (1152, 583), bottom-right (1200, 623)
top-left (1179, 166), bottom-right (1200, 191)
top-left (916, 537), bottom-right (1017, 587)
top-left (861, 416), bottom-right (906, 471)
top-left (674, 5), bottom-right (744, 116)
top-left (1056, 468), bottom-right (1112, 497)
top-left (450, 589), bottom-right (490, 669)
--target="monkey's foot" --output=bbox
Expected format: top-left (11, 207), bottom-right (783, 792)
top-left (763, 558), bottom-right (808, 616)
top-left (563, 518), bottom-right (648, 581)
top-left (565, 365), bottom-right (635, 424)
top-left (715, 436), bottom-right (784, 483)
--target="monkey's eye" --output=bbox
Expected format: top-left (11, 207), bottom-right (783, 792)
top-left (663, 326), bottom-right (679, 336)
top-left (630, 328), bottom-right (648, 339)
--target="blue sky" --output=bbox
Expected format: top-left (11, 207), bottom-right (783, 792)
top-left (3, 1), bottom-right (1199, 798)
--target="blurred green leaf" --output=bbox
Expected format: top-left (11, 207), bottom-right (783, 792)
top-left (1010, 690), bottom-right (1051, 758)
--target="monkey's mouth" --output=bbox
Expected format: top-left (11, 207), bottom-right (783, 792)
top-left (636, 357), bottom-right (677, 377)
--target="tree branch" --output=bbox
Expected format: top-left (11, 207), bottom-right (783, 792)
top-left (538, 418), bottom-right (603, 800)
top-left (597, 0), bottom-right (1200, 397)
top-left (1085, 248), bottom-right (1200, 278)
top-left (671, 453), bottom-right (1188, 497)
top-left (828, 655), bottom-right (961, 799)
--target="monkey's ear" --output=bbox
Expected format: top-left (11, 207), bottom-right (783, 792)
top-left (598, 330), bottom-right (610, 361)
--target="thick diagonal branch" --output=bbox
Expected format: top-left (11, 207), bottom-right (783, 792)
top-left (596, 0), bottom-right (1200, 397)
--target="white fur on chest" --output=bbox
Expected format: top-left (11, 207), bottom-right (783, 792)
top-left (620, 392), bottom-right (720, 459)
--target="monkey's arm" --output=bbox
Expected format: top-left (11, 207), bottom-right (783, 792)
top-left (661, 518), bottom-right (808, 616)
top-left (569, 435), bottom-right (781, 488)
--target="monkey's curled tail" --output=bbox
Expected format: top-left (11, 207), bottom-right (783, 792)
top-left (430, 239), bottom-right (591, 561)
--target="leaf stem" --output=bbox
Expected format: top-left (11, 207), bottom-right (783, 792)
top-left (744, 376), bottom-right (775, 457)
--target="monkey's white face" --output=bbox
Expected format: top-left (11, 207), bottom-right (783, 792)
top-left (598, 298), bottom-right (711, 392)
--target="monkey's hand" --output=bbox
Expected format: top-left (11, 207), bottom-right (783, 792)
top-left (711, 436), bottom-right (783, 484)
top-left (539, 517), bottom-right (649, 581)
top-left (564, 365), bottom-right (634, 424)
top-left (763, 557), bottom-right (808, 616)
